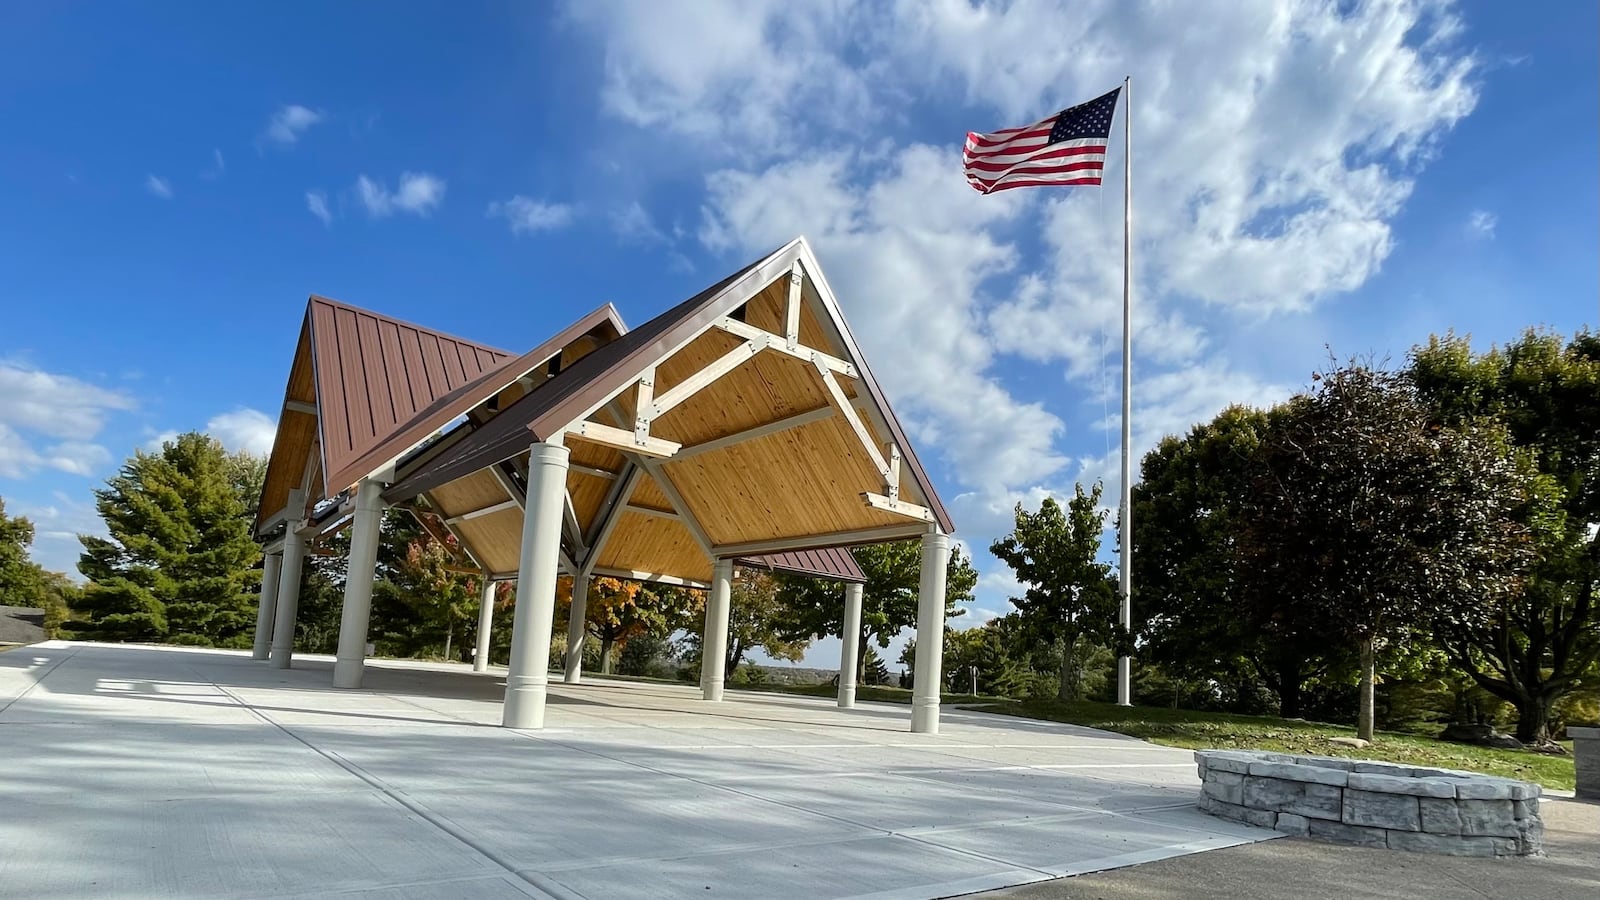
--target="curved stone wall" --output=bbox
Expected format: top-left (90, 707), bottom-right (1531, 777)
top-left (1194, 750), bottom-right (1543, 857)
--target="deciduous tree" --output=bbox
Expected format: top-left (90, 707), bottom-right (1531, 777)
top-left (774, 541), bottom-right (977, 684)
top-left (1238, 364), bottom-right (1532, 741)
top-left (1410, 330), bottom-right (1600, 743)
top-left (990, 483), bottom-right (1120, 702)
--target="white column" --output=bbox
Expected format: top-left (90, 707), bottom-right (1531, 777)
top-left (564, 572), bottom-right (590, 684)
top-left (473, 576), bottom-right (496, 673)
top-left (502, 441), bottom-right (570, 729)
top-left (700, 558), bottom-right (734, 701)
top-left (910, 530), bottom-right (950, 734)
top-left (333, 479), bottom-right (386, 689)
top-left (251, 552), bottom-right (283, 660)
top-left (837, 581), bottom-right (863, 708)
top-left (269, 529), bottom-right (309, 669)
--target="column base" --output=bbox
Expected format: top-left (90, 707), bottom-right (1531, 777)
top-left (910, 699), bottom-right (940, 734)
top-left (250, 647), bottom-right (270, 661)
top-left (837, 687), bottom-right (856, 709)
top-left (269, 649), bottom-right (292, 670)
top-left (702, 681), bottom-right (724, 702)
top-left (503, 675), bottom-right (549, 728)
top-left (473, 660), bottom-right (488, 674)
top-left (563, 670), bottom-right (583, 685)
top-left (332, 656), bottom-right (364, 689)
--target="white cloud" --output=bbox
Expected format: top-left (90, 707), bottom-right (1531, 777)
top-left (0, 364), bottom-right (133, 479)
top-left (145, 174), bottom-right (172, 198)
top-left (0, 424), bottom-right (43, 479)
top-left (205, 409), bottom-right (277, 456)
top-left (43, 441), bottom-right (111, 476)
top-left (266, 104), bottom-right (323, 145)
top-left (0, 363), bottom-right (137, 441)
top-left (12, 492), bottom-right (103, 577)
top-left (572, 0), bottom-right (1481, 607)
top-left (358, 172), bottom-right (446, 218)
top-left (488, 196), bottom-right (574, 234)
top-left (612, 201), bottom-right (665, 244)
top-left (1466, 209), bottom-right (1496, 239)
top-left (565, 0), bottom-right (878, 158)
top-left (306, 190), bottom-right (332, 226)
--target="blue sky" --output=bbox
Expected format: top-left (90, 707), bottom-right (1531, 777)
top-left (2, 2), bottom-right (1596, 664)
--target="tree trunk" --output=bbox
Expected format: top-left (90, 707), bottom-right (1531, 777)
top-left (600, 633), bottom-right (614, 674)
top-left (727, 641), bottom-right (745, 679)
top-left (443, 622), bottom-right (453, 662)
top-left (1057, 634), bottom-right (1080, 703)
top-left (1274, 656), bottom-right (1304, 719)
top-left (857, 626), bottom-right (870, 685)
top-left (1357, 636), bottom-right (1375, 742)
top-left (1512, 694), bottom-right (1554, 745)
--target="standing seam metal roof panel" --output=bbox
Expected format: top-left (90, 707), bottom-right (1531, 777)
top-left (307, 295), bottom-right (514, 494)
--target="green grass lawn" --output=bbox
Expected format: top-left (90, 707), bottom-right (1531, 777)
top-left (730, 680), bottom-right (1577, 791)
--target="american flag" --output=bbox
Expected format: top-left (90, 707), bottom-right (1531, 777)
top-left (963, 87), bottom-right (1121, 194)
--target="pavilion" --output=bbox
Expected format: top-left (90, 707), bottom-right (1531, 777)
top-left (249, 237), bottom-right (957, 732)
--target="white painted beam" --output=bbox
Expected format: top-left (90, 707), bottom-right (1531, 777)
top-left (590, 567), bottom-right (709, 589)
top-left (715, 317), bottom-right (858, 378)
top-left (861, 492), bottom-right (935, 523)
top-left (816, 362), bottom-right (890, 475)
top-left (649, 338), bottom-right (765, 418)
top-left (784, 264), bottom-right (803, 350)
top-left (568, 420), bottom-right (680, 458)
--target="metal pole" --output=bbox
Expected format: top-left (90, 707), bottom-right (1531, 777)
top-left (1116, 75), bottom-right (1134, 708)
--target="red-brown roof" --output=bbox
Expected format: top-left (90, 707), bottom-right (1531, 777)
top-left (308, 295), bottom-right (515, 494)
top-left (738, 549), bottom-right (866, 583)
top-left (326, 302), bottom-right (625, 496)
top-left (383, 239), bottom-right (955, 535)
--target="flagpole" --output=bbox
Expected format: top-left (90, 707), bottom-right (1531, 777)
top-left (1116, 75), bottom-right (1134, 708)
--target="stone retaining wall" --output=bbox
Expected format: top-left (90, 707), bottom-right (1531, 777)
top-left (1195, 750), bottom-right (1543, 857)
top-left (1571, 726), bottom-right (1599, 800)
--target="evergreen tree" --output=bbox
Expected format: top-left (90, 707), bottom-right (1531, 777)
top-left (76, 433), bottom-right (261, 645)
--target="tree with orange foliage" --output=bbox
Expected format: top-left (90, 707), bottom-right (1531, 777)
top-left (555, 575), bottom-right (704, 673)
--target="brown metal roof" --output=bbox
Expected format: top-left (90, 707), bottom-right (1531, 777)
top-left (737, 549), bottom-right (866, 583)
top-left (382, 254), bottom-right (770, 503)
top-left (308, 295), bottom-right (516, 495)
top-left (383, 238), bottom-right (954, 535)
top-left (328, 302), bottom-right (625, 495)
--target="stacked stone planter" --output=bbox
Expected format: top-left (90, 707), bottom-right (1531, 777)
top-left (1571, 726), bottom-right (1599, 800)
top-left (1195, 750), bottom-right (1543, 857)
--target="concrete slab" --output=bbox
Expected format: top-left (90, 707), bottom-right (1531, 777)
top-left (0, 642), bottom-right (1278, 899)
